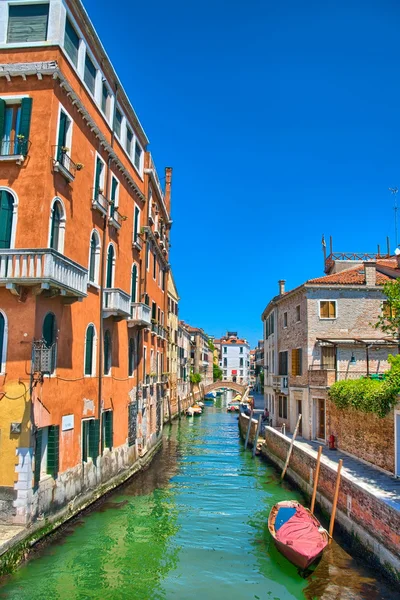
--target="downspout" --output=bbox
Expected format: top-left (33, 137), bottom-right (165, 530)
top-left (98, 82), bottom-right (118, 457)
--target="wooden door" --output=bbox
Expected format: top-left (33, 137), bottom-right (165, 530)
top-left (322, 346), bottom-right (335, 369)
top-left (318, 399), bottom-right (325, 440)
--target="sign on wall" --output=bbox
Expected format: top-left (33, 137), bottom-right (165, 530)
top-left (62, 414), bottom-right (74, 431)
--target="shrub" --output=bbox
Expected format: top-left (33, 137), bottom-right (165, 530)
top-left (190, 373), bottom-right (202, 384)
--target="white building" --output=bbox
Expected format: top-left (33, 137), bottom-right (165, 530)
top-left (218, 332), bottom-right (250, 384)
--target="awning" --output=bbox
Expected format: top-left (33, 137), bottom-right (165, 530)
top-left (316, 337), bottom-right (398, 347)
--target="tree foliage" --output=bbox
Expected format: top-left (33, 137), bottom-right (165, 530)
top-left (328, 354), bottom-right (400, 417)
top-left (190, 372), bottom-right (202, 384)
top-left (213, 363), bottom-right (223, 382)
top-left (374, 279), bottom-right (400, 336)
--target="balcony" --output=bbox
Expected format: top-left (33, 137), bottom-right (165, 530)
top-left (91, 188), bottom-right (108, 216)
top-left (108, 205), bottom-right (122, 230)
top-left (132, 235), bottom-right (143, 252)
top-left (151, 321), bottom-right (158, 336)
top-left (128, 303), bottom-right (151, 328)
top-left (0, 137), bottom-right (30, 164)
top-left (103, 288), bottom-right (131, 320)
top-left (0, 249), bottom-right (88, 298)
top-left (272, 375), bottom-right (289, 393)
top-left (308, 366), bottom-right (336, 387)
top-left (53, 147), bottom-right (79, 183)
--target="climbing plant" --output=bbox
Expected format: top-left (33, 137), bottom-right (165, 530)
top-left (213, 363), bottom-right (223, 382)
top-left (328, 354), bottom-right (400, 417)
top-left (373, 279), bottom-right (400, 337)
top-left (190, 373), bottom-right (202, 384)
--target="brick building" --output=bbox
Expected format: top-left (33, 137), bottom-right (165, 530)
top-left (186, 324), bottom-right (213, 387)
top-left (0, 0), bottom-right (172, 524)
top-left (262, 253), bottom-right (399, 446)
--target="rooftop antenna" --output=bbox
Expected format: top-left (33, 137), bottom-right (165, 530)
top-left (389, 187), bottom-right (399, 248)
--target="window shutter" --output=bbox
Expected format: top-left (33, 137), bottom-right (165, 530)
top-left (82, 420), bottom-right (89, 462)
top-left (8, 4), bottom-right (49, 43)
top-left (0, 99), bottom-right (5, 140)
top-left (134, 207), bottom-right (139, 241)
top-left (85, 326), bottom-right (94, 375)
top-left (19, 98), bottom-right (32, 155)
top-left (34, 428), bottom-right (43, 489)
top-left (89, 419), bottom-right (100, 462)
top-left (47, 425), bottom-right (59, 477)
top-left (0, 190), bottom-right (14, 249)
top-left (102, 411), bottom-right (113, 450)
top-left (95, 158), bottom-right (102, 196)
top-left (298, 349), bottom-right (302, 375)
top-left (84, 54), bottom-right (96, 95)
top-left (64, 18), bottom-right (79, 66)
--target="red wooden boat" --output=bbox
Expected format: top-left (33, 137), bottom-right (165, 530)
top-left (268, 500), bottom-right (328, 570)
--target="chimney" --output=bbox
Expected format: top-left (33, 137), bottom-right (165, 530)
top-left (164, 166), bottom-right (173, 213)
top-left (364, 262), bottom-right (376, 287)
top-left (278, 280), bottom-right (286, 295)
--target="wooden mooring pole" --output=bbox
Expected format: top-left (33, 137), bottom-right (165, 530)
top-left (328, 459), bottom-right (343, 543)
top-left (310, 446), bottom-right (322, 514)
top-left (281, 414), bottom-right (302, 480)
top-left (252, 415), bottom-right (262, 458)
top-left (244, 409), bottom-right (254, 449)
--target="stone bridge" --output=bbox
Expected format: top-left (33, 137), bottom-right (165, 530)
top-left (204, 381), bottom-right (248, 396)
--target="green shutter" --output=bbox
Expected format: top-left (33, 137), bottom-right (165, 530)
top-left (0, 190), bottom-right (14, 249)
top-left (131, 265), bottom-right (137, 303)
top-left (47, 425), bottom-right (59, 477)
top-left (57, 111), bottom-right (67, 161)
top-left (0, 99), bottom-right (5, 141)
top-left (64, 18), bottom-right (79, 67)
top-left (85, 326), bottom-right (94, 375)
top-left (134, 207), bottom-right (139, 242)
top-left (82, 420), bottom-right (89, 462)
top-left (8, 4), bottom-right (49, 43)
top-left (89, 419), bottom-right (100, 463)
top-left (102, 411), bottom-right (113, 450)
top-left (95, 158), bottom-right (102, 197)
top-left (34, 428), bottom-right (43, 489)
top-left (19, 98), bottom-right (32, 155)
top-left (42, 313), bottom-right (55, 347)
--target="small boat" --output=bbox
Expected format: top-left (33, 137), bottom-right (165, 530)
top-left (197, 401), bottom-right (205, 407)
top-left (205, 392), bottom-right (216, 399)
top-left (232, 393), bottom-right (242, 402)
top-left (268, 500), bottom-right (328, 570)
top-left (227, 401), bottom-right (240, 412)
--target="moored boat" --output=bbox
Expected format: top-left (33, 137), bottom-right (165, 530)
top-left (268, 500), bottom-right (328, 570)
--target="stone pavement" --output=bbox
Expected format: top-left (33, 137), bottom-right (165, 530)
top-left (286, 433), bottom-right (400, 512)
top-left (0, 524), bottom-right (26, 554)
top-left (249, 391), bottom-right (264, 411)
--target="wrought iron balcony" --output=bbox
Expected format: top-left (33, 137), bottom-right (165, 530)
top-left (103, 288), bottom-right (131, 319)
top-left (53, 146), bottom-right (79, 182)
top-left (0, 249), bottom-right (88, 298)
top-left (108, 205), bottom-right (122, 230)
top-left (0, 136), bottom-right (30, 163)
top-left (132, 235), bottom-right (143, 251)
top-left (92, 188), bottom-right (108, 215)
top-left (128, 302), bottom-right (151, 328)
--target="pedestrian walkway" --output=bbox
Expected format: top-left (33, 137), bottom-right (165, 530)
top-left (286, 433), bottom-right (400, 512)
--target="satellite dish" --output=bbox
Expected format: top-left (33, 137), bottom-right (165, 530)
top-left (395, 248), bottom-right (400, 256)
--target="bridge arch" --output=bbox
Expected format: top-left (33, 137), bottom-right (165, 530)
top-left (204, 381), bottom-right (248, 396)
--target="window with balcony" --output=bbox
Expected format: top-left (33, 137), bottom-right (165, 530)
top-left (114, 108), bottom-right (122, 139)
top-left (84, 324), bottom-right (96, 376)
top-left (0, 310), bottom-right (7, 374)
top-left (109, 176), bottom-right (119, 220)
top-left (0, 97), bottom-right (32, 159)
top-left (134, 141), bottom-right (142, 171)
top-left (102, 411), bottom-right (113, 451)
top-left (153, 252), bottom-right (157, 280)
top-left (84, 53), bottom-right (96, 95)
top-left (64, 17), bottom-right (79, 67)
top-left (8, 3), bottom-right (49, 43)
top-left (106, 244), bottom-right (115, 288)
top-left (55, 108), bottom-right (73, 173)
top-left (131, 264), bottom-right (138, 303)
top-left (278, 351), bottom-right (288, 376)
top-left (0, 190), bottom-right (16, 248)
top-left (291, 348), bottom-right (302, 376)
top-left (103, 330), bottom-right (112, 375)
top-left (101, 82), bottom-right (111, 120)
top-left (88, 230), bottom-right (101, 285)
top-left (43, 312), bottom-right (56, 373)
top-left (128, 337), bottom-right (135, 377)
top-left (319, 300), bottom-right (336, 319)
top-left (49, 199), bottom-right (65, 253)
top-left (94, 155), bottom-right (106, 200)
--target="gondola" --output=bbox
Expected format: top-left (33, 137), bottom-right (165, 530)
top-left (268, 500), bottom-right (328, 570)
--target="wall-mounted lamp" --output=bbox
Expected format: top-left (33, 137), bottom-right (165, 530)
top-left (350, 352), bottom-right (356, 365)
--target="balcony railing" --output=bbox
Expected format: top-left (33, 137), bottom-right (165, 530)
top-left (272, 375), bottom-right (289, 393)
top-left (53, 146), bottom-right (78, 182)
top-left (0, 249), bottom-right (88, 297)
top-left (308, 365), bottom-right (386, 386)
top-left (132, 235), bottom-right (143, 251)
top-left (103, 288), bottom-right (131, 319)
top-left (151, 321), bottom-right (158, 335)
top-left (128, 302), bottom-right (151, 328)
top-left (92, 188), bottom-right (108, 215)
top-left (108, 205), bottom-right (122, 230)
top-left (0, 137), bottom-right (30, 162)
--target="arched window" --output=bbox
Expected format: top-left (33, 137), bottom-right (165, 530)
top-left (104, 329), bottom-right (112, 375)
top-left (85, 324), bottom-right (96, 376)
top-left (128, 337), bottom-right (135, 376)
top-left (88, 230), bottom-right (101, 284)
top-left (106, 244), bottom-right (115, 288)
top-left (131, 264), bottom-right (138, 303)
top-left (43, 312), bottom-right (57, 373)
top-left (0, 190), bottom-right (15, 248)
top-left (0, 311), bottom-right (7, 374)
top-left (49, 198), bottom-right (65, 253)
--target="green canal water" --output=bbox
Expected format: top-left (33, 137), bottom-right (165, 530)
top-left (0, 396), bottom-right (398, 599)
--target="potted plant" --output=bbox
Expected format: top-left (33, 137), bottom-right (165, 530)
top-left (76, 163), bottom-right (84, 171)
top-left (60, 146), bottom-right (69, 153)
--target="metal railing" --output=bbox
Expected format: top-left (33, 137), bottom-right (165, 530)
top-left (0, 137), bottom-right (30, 157)
top-left (0, 248), bottom-right (88, 296)
top-left (103, 288), bottom-right (131, 317)
top-left (91, 187), bottom-right (108, 215)
top-left (53, 146), bottom-right (78, 179)
top-left (32, 339), bottom-right (57, 374)
top-left (108, 204), bottom-right (122, 229)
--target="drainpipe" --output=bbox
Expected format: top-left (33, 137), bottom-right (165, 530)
top-left (98, 82), bottom-right (118, 458)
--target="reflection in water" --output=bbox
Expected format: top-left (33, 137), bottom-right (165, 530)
top-left (0, 396), bottom-right (398, 600)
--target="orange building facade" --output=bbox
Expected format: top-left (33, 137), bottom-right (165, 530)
top-left (0, 0), bottom-right (172, 524)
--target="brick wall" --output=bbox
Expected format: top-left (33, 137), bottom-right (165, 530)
top-left (327, 400), bottom-right (396, 473)
top-left (262, 428), bottom-right (400, 580)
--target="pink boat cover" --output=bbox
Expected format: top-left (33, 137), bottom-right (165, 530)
top-left (275, 505), bottom-right (327, 561)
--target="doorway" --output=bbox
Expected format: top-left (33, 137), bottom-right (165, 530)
top-left (297, 399), bottom-right (302, 436)
top-left (321, 346), bottom-right (335, 369)
top-left (317, 398), bottom-right (325, 440)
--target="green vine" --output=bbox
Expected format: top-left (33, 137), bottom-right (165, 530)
top-left (190, 373), bottom-right (202, 384)
top-left (328, 354), bottom-right (400, 417)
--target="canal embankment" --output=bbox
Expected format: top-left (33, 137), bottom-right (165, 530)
top-left (238, 412), bottom-right (400, 586)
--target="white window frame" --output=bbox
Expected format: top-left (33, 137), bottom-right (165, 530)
top-left (88, 229), bottom-right (101, 287)
top-left (84, 323), bottom-right (97, 377)
top-left (0, 309), bottom-right (8, 375)
top-left (109, 174), bottom-right (120, 217)
top-left (131, 262), bottom-right (139, 303)
top-left (106, 242), bottom-right (116, 288)
top-left (153, 251), bottom-right (157, 281)
top-left (83, 46), bottom-right (98, 100)
top-left (133, 139), bottom-right (144, 176)
top-left (47, 196), bottom-right (66, 253)
top-left (0, 186), bottom-right (18, 249)
top-left (318, 299), bottom-right (338, 320)
top-left (133, 203), bottom-right (141, 248)
top-left (54, 103), bottom-right (73, 161)
top-left (93, 152), bottom-right (106, 196)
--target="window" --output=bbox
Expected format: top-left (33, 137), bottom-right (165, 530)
top-left (131, 264), bottom-right (138, 304)
top-left (134, 141), bottom-right (142, 171)
top-left (101, 82), bottom-right (111, 119)
top-left (114, 108), bottom-right (122, 138)
top-left (102, 411), bottom-right (113, 451)
top-left (43, 312), bottom-right (56, 373)
top-left (94, 155), bottom-right (105, 199)
top-left (321, 346), bottom-right (335, 369)
top-left (126, 127), bottom-right (133, 155)
top-left (146, 242), bottom-right (150, 271)
top-left (34, 425), bottom-right (59, 487)
top-left (129, 338), bottom-right (135, 376)
top-left (240, 347), bottom-right (243, 353)
top-left (8, 4), bottom-right (49, 43)
top-left (82, 419), bottom-right (100, 463)
top-left (223, 358), bottom-right (227, 367)
top-left (88, 230), bottom-right (100, 284)
top-left (0, 311), bottom-right (7, 373)
top-left (240, 358), bottom-right (243, 367)
top-left (84, 53), bottom-right (96, 95)
top-left (110, 176), bottom-right (119, 219)
top-left (104, 330), bottom-right (112, 375)
top-left (240, 370), bottom-right (243, 376)
top-left (133, 205), bottom-right (140, 244)
top-left (278, 395), bottom-right (288, 419)
top-left (382, 301), bottom-right (396, 319)
top-left (291, 348), bottom-right (302, 376)
top-left (84, 325), bottom-right (96, 376)
top-left (283, 312), bottom-right (288, 328)
top-left (0, 190), bottom-right (15, 248)
top-left (49, 199), bottom-right (65, 252)
top-left (106, 244), bottom-right (115, 288)
top-left (56, 109), bottom-right (72, 165)
top-left (319, 300), bottom-right (336, 319)
top-left (153, 252), bottom-right (157, 279)
top-left (295, 305), bottom-right (301, 322)
top-left (265, 312), bottom-right (275, 338)
top-left (278, 351), bottom-right (288, 376)
top-left (223, 346), bottom-right (227, 354)
top-left (223, 370), bottom-right (227, 375)
top-left (143, 346), bottom-right (147, 380)
top-left (0, 97), bottom-right (32, 158)
top-left (64, 17), bottom-right (79, 66)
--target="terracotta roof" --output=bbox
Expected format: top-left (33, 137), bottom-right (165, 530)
top-left (307, 260), bottom-right (399, 285)
top-left (221, 339), bottom-right (248, 345)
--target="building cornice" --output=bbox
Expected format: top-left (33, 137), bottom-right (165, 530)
top-left (142, 227), bottom-right (170, 269)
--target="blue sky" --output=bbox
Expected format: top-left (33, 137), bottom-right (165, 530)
top-left (85, 0), bottom-right (400, 347)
